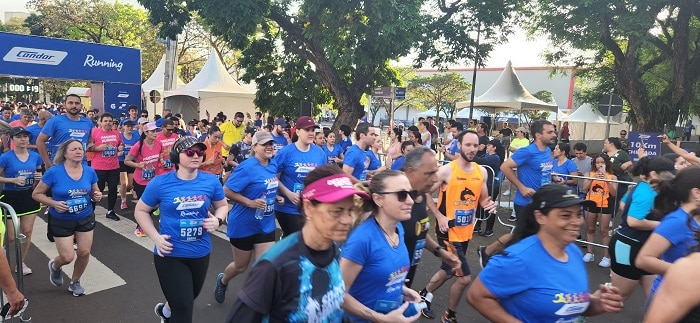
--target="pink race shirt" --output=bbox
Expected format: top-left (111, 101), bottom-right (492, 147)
top-left (129, 140), bottom-right (164, 186)
top-left (91, 128), bottom-right (122, 170)
top-left (157, 132), bottom-right (179, 172)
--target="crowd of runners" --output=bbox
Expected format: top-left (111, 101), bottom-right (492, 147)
top-left (0, 97), bottom-right (699, 322)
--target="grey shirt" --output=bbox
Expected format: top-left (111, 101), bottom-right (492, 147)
top-left (572, 156), bottom-right (592, 194)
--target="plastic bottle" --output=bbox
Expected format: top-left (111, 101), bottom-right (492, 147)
top-left (403, 302), bottom-right (427, 317)
top-left (254, 192), bottom-right (266, 220)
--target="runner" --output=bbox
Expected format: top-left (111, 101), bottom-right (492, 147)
top-left (467, 184), bottom-right (623, 321)
top-left (134, 136), bottom-right (228, 323)
top-left (343, 122), bottom-right (376, 181)
top-left (37, 94), bottom-right (94, 168)
top-left (88, 113), bottom-right (123, 221)
top-left (322, 130), bottom-right (344, 166)
top-left (390, 141), bottom-right (415, 171)
top-left (119, 120), bottom-right (139, 209)
top-left (124, 122), bottom-right (164, 237)
top-left (200, 126), bottom-right (224, 182)
top-left (214, 131), bottom-right (279, 303)
top-left (0, 127), bottom-right (43, 275)
top-left (340, 170), bottom-right (422, 322)
top-left (157, 119), bottom-right (181, 173)
top-left (418, 130), bottom-right (497, 322)
top-left (32, 139), bottom-right (102, 296)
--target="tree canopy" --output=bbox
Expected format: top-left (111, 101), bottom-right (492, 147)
top-left (139, 0), bottom-right (523, 129)
top-left (529, 0), bottom-right (700, 131)
top-left (409, 73), bottom-right (471, 120)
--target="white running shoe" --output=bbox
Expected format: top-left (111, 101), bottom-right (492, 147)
top-left (583, 253), bottom-right (595, 263)
top-left (599, 257), bottom-right (611, 268)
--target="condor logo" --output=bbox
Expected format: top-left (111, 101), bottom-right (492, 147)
top-left (3, 47), bottom-right (68, 65)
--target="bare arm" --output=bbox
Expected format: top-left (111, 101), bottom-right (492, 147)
top-left (36, 132), bottom-right (52, 167)
top-left (635, 233), bottom-right (673, 275)
top-left (661, 135), bottom-right (700, 165)
top-left (466, 278), bottom-right (521, 323)
top-left (626, 217), bottom-right (659, 231)
top-left (644, 255), bottom-right (700, 323)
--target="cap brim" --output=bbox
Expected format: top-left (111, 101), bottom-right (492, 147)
top-left (190, 142), bottom-right (207, 150)
top-left (255, 138), bottom-right (275, 145)
top-left (312, 188), bottom-right (370, 203)
top-left (552, 199), bottom-right (596, 208)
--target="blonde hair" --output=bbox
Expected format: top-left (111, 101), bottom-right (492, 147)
top-left (53, 139), bottom-right (84, 165)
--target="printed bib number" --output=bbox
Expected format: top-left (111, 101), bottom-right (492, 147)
top-left (412, 239), bottom-right (426, 266)
top-left (454, 209), bottom-right (475, 226)
top-left (164, 159), bottom-right (173, 169)
top-left (264, 198), bottom-right (275, 216)
top-left (142, 168), bottom-right (155, 180)
top-left (374, 300), bottom-right (399, 314)
top-left (359, 171), bottom-right (367, 181)
top-left (293, 183), bottom-right (304, 195)
top-left (327, 156), bottom-right (336, 164)
top-left (102, 146), bottom-right (117, 157)
top-left (179, 219), bottom-right (204, 242)
top-left (67, 197), bottom-right (89, 214)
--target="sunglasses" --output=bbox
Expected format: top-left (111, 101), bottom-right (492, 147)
top-left (183, 149), bottom-right (205, 157)
top-left (375, 190), bottom-right (419, 202)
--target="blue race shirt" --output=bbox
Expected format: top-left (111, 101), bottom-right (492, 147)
top-left (344, 145), bottom-right (369, 180)
top-left (25, 123), bottom-right (42, 152)
top-left (322, 144), bottom-right (343, 165)
top-left (274, 144), bottom-right (326, 214)
top-left (225, 157), bottom-right (278, 238)
top-left (40, 115), bottom-right (94, 159)
top-left (650, 207), bottom-right (698, 294)
top-left (140, 171), bottom-right (225, 258)
top-left (271, 133), bottom-right (288, 152)
top-left (0, 151), bottom-right (42, 191)
top-left (391, 156), bottom-right (406, 171)
top-left (510, 143), bottom-right (553, 206)
top-left (338, 136), bottom-right (352, 152)
top-left (119, 130), bottom-right (140, 162)
top-left (552, 158), bottom-right (578, 190)
top-left (42, 164), bottom-right (98, 220)
top-left (478, 235), bottom-right (590, 322)
top-left (342, 219), bottom-right (410, 322)
top-left (366, 150), bottom-right (381, 171)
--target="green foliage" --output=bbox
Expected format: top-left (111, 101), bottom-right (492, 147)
top-left (0, 17), bottom-right (29, 34)
top-left (140, 0), bottom-right (523, 130)
top-left (409, 73), bottom-right (471, 120)
top-left (529, 0), bottom-right (700, 131)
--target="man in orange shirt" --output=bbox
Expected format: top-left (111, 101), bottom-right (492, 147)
top-left (418, 130), bottom-right (496, 322)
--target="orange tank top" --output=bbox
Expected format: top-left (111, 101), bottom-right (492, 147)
top-left (437, 161), bottom-right (483, 242)
top-left (585, 172), bottom-right (611, 208)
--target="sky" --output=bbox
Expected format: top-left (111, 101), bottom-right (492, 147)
top-left (2, 0), bottom-right (550, 68)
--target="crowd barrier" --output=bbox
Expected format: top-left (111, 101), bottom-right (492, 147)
top-left (0, 202), bottom-right (30, 322)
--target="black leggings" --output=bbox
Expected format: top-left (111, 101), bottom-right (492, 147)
top-left (95, 169), bottom-right (120, 212)
top-left (154, 254), bottom-right (210, 323)
top-left (275, 211), bottom-right (304, 237)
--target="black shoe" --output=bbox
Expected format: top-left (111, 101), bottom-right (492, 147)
top-left (106, 211), bottom-right (120, 221)
top-left (481, 230), bottom-right (494, 237)
top-left (473, 225), bottom-right (481, 233)
top-left (508, 215), bottom-right (516, 222)
top-left (477, 245), bottom-right (490, 268)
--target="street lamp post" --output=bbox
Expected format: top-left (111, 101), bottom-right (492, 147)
top-left (468, 23), bottom-right (481, 121)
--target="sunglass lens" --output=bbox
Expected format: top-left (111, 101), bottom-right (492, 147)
top-left (396, 191), bottom-right (409, 202)
top-left (185, 149), bottom-right (204, 157)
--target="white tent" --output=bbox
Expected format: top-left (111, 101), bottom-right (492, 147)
top-left (142, 55), bottom-right (186, 116)
top-left (559, 103), bottom-right (625, 140)
top-left (164, 51), bottom-right (255, 122)
top-left (455, 61), bottom-right (559, 114)
top-left (416, 108), bottom-right (449, 118)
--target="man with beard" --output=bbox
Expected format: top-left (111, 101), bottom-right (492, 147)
top-left (418, 130), bottom-right (497, 322)
top-left (401, 146), bottom-right (460, 288)
top-left (37, 94), bottom-right (95, 168)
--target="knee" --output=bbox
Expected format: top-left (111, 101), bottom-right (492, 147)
top-left (456, 275), bottom-right (472, 287)
top-left (76, 248), bottom-right (91, 259)
top-left (57, 253), bottom-right (75, 264)
top-left (232, 262), bottom-right (249, 274)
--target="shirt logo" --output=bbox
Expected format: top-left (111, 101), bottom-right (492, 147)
top-left (3, 47), bottom-right (68, 65)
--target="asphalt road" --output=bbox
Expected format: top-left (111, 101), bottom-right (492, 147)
top-left (5, 199), bottom-right (646, 322)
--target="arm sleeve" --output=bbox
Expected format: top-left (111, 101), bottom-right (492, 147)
top-left (510, 146), bottom-right (530, 167)
top-left (477, 253), bottom-right (530, 299)
top-left (40, 118), bottom-right (56, 136)
top-left (341, 228), bottom-right (369, 266)
top-left (236, 260), bottom-right (278, 315)
top-left (224, 162), bottom-right (250, 192)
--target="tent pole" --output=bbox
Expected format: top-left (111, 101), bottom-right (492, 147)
top-left (468, 23), bottom-right (481, 121)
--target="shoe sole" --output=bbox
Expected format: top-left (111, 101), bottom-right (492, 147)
top-left (48, 261), bottom-right (63, 286)
top-left (69, 289), bottom-right (85, 297)
top-left (154, 303), bottom-right (168, 322)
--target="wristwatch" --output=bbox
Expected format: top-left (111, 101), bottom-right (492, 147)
top-left (217, 217), bottom-right (224, 226)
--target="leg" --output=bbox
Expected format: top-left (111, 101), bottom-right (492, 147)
top-left (599, 213), bottom-right (612, 258)
top-left (585, 211), bottom-right (597, 254)
top-left (154, 255), bottom-right (196, 323)
top-left (610, 272), bottom-right (640, 300)
top-left (119, 171), bottom-right (128, 201)
top-left (252, 241), bottom-right (274, 262)
top-left (106, 170), bottom-right (120, 212)
top-left (221, 246), bottom-right (253, 284)
top-left (424, 270), bottom-right (451, 295)
top-left (19, 214), bottom-right (37, 263)
top-left (485, 233), bottom-right (511, 256)
top-left (53, 235), bottom-right (77, 268)
top-left (72, 230), bottom-right (94, 281)
top-left (640, 275), bottom-right (656, 297)
top-left (449, 275), bottom-right (472, 312)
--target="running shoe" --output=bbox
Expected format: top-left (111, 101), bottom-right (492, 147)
top-left (120, 199), bottom-right (127, 210)
top-left (134, 227), bottom-right (146, 237)
top-left (214, 273), bottom-right (227, 303)
top-left (154, 303), bottom-right (170, 323)
top-left (68, 280), bottom-right (85, 296)
top-left (21, 262), bottom-right (32, 276)
top-left (508, 215), bottom-right (516, 222)
top-left (583, 253), bottom-right (595, 263)
top-left (502, 190), bottom-right (510, 196)
top-left (106, 211), bottom-right (120, 221)
top-left (48, 260), bottom-right (63, 286)
top-left (477, 246), bottom-right (490, 268)
top-left (132, 190), bottom-right (138, 199)
top-left (480, 230), bottom-right (494, 237)
top-left (421, 301), bottom-right (436, 319)
top-left (599, 257), bottom-right (611, 268)
top-left (441, 311), bottom-right (458, 323)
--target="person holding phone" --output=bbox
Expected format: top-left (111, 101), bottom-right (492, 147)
top-left (582, 154), bottom-right (618, 267)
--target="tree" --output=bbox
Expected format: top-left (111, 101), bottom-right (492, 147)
top-left (517, 90), bottom-right (553, 127)
top-left (529, 0), bottom-right (700, 131)
top-left (139, 0), bottom-right (523, 130)
top-left (409, 73), bottom-right (471, 120)
top-left (0, 17), bottom-right (29, 34)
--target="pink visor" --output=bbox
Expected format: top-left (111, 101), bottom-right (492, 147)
top-left (302, 174), bottom-right (370, 203)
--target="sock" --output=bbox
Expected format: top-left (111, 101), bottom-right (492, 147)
top-left (162, 304), bottom-right (171, 318)
top-left (419, 288), bottom-right (428, 297)
top-left (447, 309), bottom-right (456, 318)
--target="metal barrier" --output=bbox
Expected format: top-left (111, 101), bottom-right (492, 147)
top-left (0, 202), bottom-right (30, 322)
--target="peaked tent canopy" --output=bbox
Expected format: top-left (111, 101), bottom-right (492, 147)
top-left (142, 54), bottom-right (186, 115)
top-left (164, 51), bottom-right (255, 122)
top-left (455, 61), bottom-right (559, 114)
top-left (560, 103), bottom-right (616, 124)
top-left (559, 103), bottom-right (623, 140)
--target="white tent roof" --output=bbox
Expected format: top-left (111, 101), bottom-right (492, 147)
top-left (142, 54), bottom-right (185, 92)
top-left (164, 51), bottom-right (254, 99)
top-left (455, 61), bottom-right (559, 113)
top-left (67, 87), bottom-right (90, 97)
top-left (416, 108), bottom-right (449, 118)
top-left (560, 103), bottom-right (619, 124)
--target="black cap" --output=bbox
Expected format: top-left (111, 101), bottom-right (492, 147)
top-left (533, 184), bottom-right (595, 210)
top-left (273, 118), bottom-right (288, 127)
top-left (244, 127), bottom-right (256, 135)
top-left (648, 156), bottom-right (676, 173)
top-left (488, 138), bottom-right (503, 150)
top-left (8, 127), bottom-right (30, 137)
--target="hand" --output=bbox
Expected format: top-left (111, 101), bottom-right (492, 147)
top-left (53, 201), bottom-right (69, 213)
top-left (154, 234), bottom-right (173, 257)
top-left (659, 134), bottom-right (670, 144)
top-left (4, 290), bottom-right (24, 317)
top-left (519, 186), bottom-right (536, 198)
top-left (597, 283), bottom-right (623, 313)
top-left (13, 176), bottom-right (26, 186)
top-left (92, 191), bottom-right (102, 202)
top-left (249, 198), bottom-right (266, 210)
top-left (137, 162), bottom-right (146, 169)
top-left (118, 145), bottom-right (124, 152)
top-left (402, 287), bottom-right (422, 302)
top-left (276, 196), bottom-right (284, 205)
top-left (33, 172), bottom-right (42, 183)
top-left (440, 250), bottom-right (461, 273)
top-left (203, 215), bottom-right (220, 232)
top-left (287, 192), bottom-right (300, 205)
top-left (96, 143), bottom-right (108, 151)
top-left (436, 214), bottom-right (449, 233)
top-left (380, 302), bottom-right (421, 323)
top-left (481, 200), bottom-right (497, 214)
top-left (637, 146), bottom-right (647, 158)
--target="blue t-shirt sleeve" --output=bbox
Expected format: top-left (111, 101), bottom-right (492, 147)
top-left (654, 213), bottom-right (686, 244)
top-left (140, 176), bottom-right (162, 207)
top-left (225, 163), bottom-right (251, 192)
top-left (88, 167), bottom-right (98, 184)
top-left (510, 145), bottom-right (531, 167)
top-left (478, 253), bottom-right (530, 299)
top-left (32, 152), bottom-right (43, 168)
top-left (342, 227), bottom-right (370, 266)
top-left (0, 154), bottom-right (8, 169)
top-left (273, 147), bottom-right (287, 174)
top-left (565, 160), bottom-right (577, 174)
top-left (42, 167), bottom-right (56, 187)
top-left (628, 186), bottom-right (654, 220)
top-left (41, 117), bottom-right (57, 136)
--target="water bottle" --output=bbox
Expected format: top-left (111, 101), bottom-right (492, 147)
top-left (403, 302), bottom-right (427, 317)
top-left (254, 193), bottom-right (265, 220)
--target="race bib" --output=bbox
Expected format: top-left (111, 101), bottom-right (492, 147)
top-left (264, 198), bottom-right (275, 216)
top-left (102, 146), bottom-right (117, 157)
top-left (164, 159), bottom-right (173, 169)
top-left (412, 239), bottom-right (426, 266)
top-left (67, 197), bottom-right (89, 214)
top-left (142, 168), bottom-right (155, 180)
top-left (293, 183), bottom-right (304, 195)
top-left (359, 170), bottom-right (367, 181)
top-left (454, 209), bottom-right (475, 226)
top-left (179, 219), bottom-right (204, 242)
